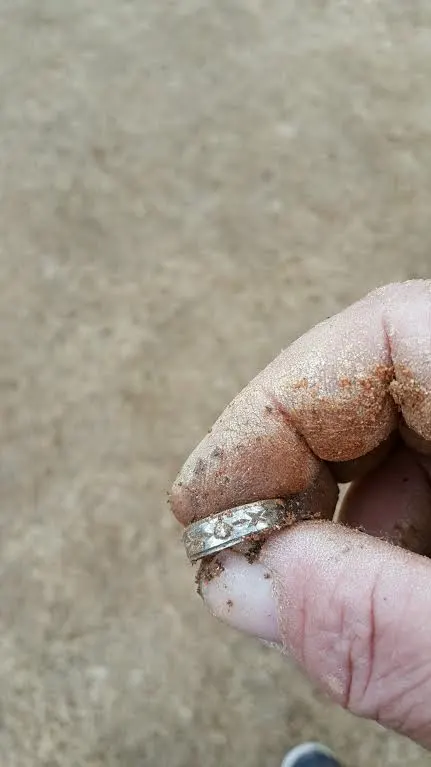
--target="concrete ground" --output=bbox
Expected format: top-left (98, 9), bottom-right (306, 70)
top-left (0, 1), bottom-right (430, 765)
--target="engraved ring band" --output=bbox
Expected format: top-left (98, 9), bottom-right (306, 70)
top-left (182, 498), bottom-right (289, 562)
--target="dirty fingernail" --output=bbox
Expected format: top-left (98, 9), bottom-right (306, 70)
top-left (198, 552), bottom-right (281, 643)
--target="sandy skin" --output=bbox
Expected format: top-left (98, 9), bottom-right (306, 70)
top-left (170, 281), bottom-right (431, 749)
top-left (171, 281), bottom-right (431, 547)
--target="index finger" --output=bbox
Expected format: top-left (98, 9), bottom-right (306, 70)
top-left (171, 280), bottom-right (431, 526)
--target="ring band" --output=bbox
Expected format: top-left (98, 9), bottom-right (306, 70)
top-left (183, 498), bottom-right (289, 562)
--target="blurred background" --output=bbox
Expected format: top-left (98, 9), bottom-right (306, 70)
top-left (0, 1), bottom-right (430, 765)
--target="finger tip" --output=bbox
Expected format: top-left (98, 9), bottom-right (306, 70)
top-left (170, 465), bottom-right (200, 526)
top-left (169, 478), bottom-right (185, 524)
top-left (199, 551), bottom-right (281, 643)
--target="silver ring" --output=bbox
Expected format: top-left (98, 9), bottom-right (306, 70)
top-left (183, 499), bottom-right (288, 562)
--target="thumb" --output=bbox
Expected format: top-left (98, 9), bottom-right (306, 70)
top-left (199, 522), bottom-right (431, 747)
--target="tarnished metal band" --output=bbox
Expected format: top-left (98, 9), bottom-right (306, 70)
top-left (183, 499), bottom-right (288, 562)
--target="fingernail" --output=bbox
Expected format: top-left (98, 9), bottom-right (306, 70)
top-left (199, 552), bottom-right (281, 643)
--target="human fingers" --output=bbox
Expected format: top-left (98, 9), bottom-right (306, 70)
top-left (201, 523), bottom-right (431, 748)
top-left (338, 448), bottom-right (431, 554)
top-left (171, 279), bottom-right (431, 746)
top-left (171, 280), bottom-right (431, 528)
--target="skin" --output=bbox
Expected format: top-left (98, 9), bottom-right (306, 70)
top-left (171, 280), bottom-right (431, 748)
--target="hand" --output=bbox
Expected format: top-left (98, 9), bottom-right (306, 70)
top-left (170, 280), bottom-right (431, 748)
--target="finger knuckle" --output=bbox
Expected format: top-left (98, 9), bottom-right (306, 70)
top-left (339, 578), bottom-right (379, 717)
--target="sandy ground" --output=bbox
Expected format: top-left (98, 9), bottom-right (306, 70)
top-left (0, 1), bottom-right (431, 765)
